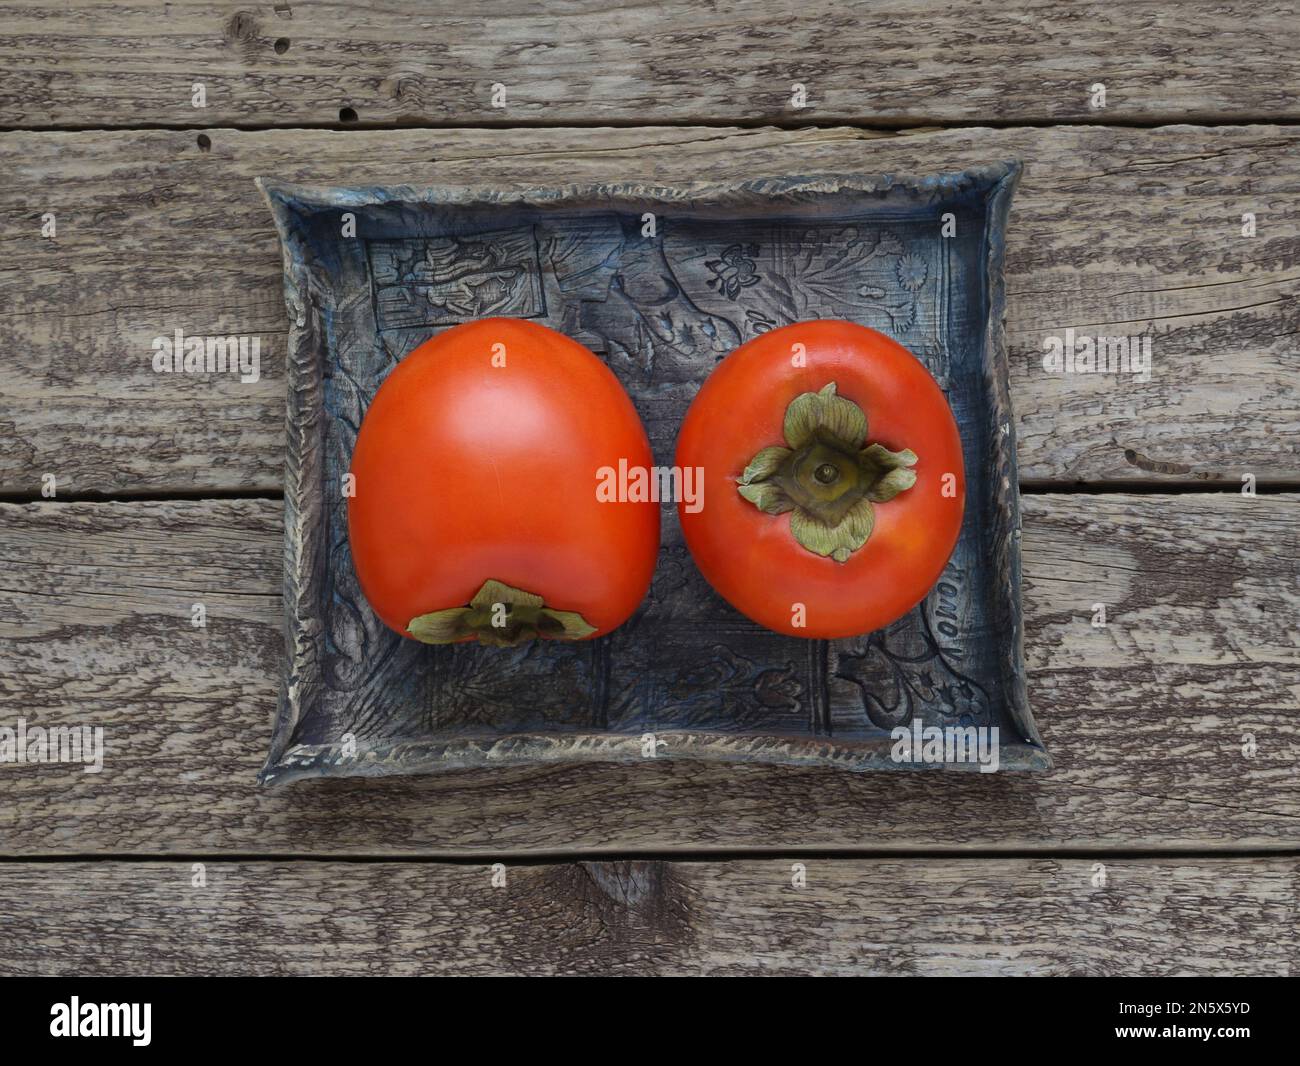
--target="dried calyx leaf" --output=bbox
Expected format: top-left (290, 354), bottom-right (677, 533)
top-left (408, 579), bottom-right (597, 647)
top-left (736, 381), bottom-right (919, 563)
top-left (783, 382), bottom-right (868, 450)
top-left (861, 443), bottom-right (919, 502)
top-left (738, 446), bottom-right (796, 514)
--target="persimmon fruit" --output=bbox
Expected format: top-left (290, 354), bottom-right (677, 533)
top-left (348, 318), bottom-right (659, 645)
top-left (675, 320), bottom-right (965, 639)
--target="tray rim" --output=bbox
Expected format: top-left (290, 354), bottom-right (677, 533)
top-left (256, 163), bottom-right (1051, 786)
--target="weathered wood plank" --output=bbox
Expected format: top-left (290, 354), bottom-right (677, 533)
top-left (2, 1), bottom-right (1298, 128)
top-left (0, 857), bottom-right (1294, 975)
top-left (0, 494), bottom-right (1296, 855)
top-left (0, 124), bottom-right (1297, 494)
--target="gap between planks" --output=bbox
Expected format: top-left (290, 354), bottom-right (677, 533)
top-left (6, 116), bottom-right (1300, 136)
top-left (4, 846), bottom-right (1300, 865)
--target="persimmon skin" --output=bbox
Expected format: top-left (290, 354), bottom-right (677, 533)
top-left (675, 320), bottom-right (965, 639)
top-left (348, 317), bottom-right (659, 641)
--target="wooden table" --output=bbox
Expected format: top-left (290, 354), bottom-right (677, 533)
top-left (1, 1), bottom-right (1297, 976)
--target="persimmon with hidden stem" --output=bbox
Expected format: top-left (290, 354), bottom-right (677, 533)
top-left (348, 317), bottom-right (659, 646)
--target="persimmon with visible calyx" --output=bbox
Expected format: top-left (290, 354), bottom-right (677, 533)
top-left (348, 317), bottom-right (659, 646)
top-left (674, 320), bottom-right (965, 639)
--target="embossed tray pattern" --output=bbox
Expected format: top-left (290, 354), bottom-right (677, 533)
top-left (258, 166), bottom-right (1050, 784)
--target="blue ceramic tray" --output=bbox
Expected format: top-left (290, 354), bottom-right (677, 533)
top-left (258, 165), bottom-right (1050, 783)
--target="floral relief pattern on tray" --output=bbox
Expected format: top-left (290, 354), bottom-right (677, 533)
top-left (257, 166), bottom-right (1049, 784)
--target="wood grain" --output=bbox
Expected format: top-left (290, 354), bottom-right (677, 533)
top-left (0, 493), bottom-right (1296, 855)
top-left (0, 857), bottom-right (1294, 975)
top-left (3, 0), bottom-right (1296, 979)
top-left (2, 1), bottom-right (1298, 128)
top-left (1, 124), bottom-right (1297, 495)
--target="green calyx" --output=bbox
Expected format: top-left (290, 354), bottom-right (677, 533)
top-left (407, 579), bottom-right (597, 647)
top-left (737, 382), bottom-right (918, 563)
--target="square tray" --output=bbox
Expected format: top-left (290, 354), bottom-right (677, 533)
top-left (258, 165), bottom-right (1050, 784)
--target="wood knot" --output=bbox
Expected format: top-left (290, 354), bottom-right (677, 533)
top-left (566, 860), bottom-right (694, 949)
top-left (579, 860), bottom-right (663, 909)
top-left (1122, 446), bottom-right (1207, 477)
top-left (223, 10), bottom-right (263, 57)
top-left (383, 70), bottom-right (427, 107)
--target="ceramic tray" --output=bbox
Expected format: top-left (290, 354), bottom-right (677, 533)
top-left (258, 164), bottom-right (1050, 784)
